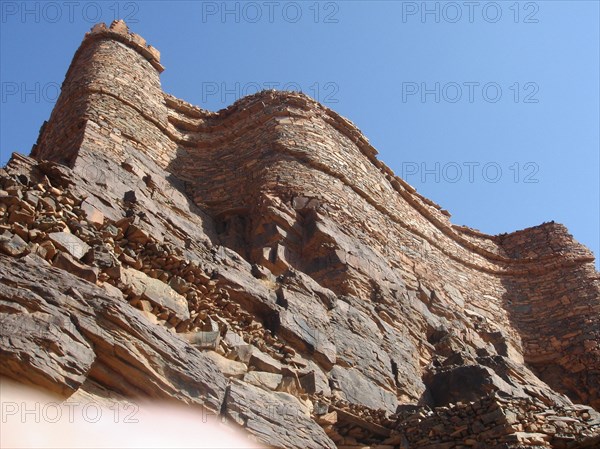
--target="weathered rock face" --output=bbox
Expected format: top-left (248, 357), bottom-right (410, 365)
top-left (1, 20), bottom-right (599, 448)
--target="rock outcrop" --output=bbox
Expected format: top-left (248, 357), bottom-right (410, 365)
top-left (1, 20), bottom-right (599, 448)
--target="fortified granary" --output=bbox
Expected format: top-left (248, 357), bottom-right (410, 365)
top-left (1, 20), bottom-right (598, 448)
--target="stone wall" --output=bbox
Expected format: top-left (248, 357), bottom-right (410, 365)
top-left (393, 393), bottom-right (600, 449)
top-left (165, 85), bottom-right (599, 411)
top-left (8, 20), bottom-right (599, 447)
top-left (32, 21), bottom-right (174, 169)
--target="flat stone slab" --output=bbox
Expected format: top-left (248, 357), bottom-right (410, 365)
top-left (53, 252), bottom-right (99, 283)
top-left (121, 267), bottom-right (190, 320)
top-left (244, 371), bottom-right (282, 391)
top-left (48, 232), bottom-right (90, 260)
top-left (80, 199), bottom-right (105, 226)
top-left (329, 365), bottom-right (399, 414)
top-left (224, 380), bottom-right (336, 449)
top-left (0, 232), bottom-right (28, 257)
top-left (187, 330), bottom-right (221, 350)
top-left (203, 351), bottom-right (247, 378)
top-left (249, 347), bottom-right (283, 374)
top-left (233, 344), bottom-right (283, 374)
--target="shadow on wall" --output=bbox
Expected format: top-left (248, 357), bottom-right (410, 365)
top-left (498, 222), bottom-right (600, 411)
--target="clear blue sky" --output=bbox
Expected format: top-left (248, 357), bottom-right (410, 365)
top-left (1, 1), bottom-right (598, 267)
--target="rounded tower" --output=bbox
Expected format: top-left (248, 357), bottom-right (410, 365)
top-left (31, 20), bottom-right (175, 169)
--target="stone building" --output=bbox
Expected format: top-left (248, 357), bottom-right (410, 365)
top-left (1, 20), bottom-right (598, 448)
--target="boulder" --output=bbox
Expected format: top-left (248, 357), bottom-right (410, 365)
top-left (0, 232), bottom-right (28, 257)
top-left (80, 199), bottom-right (105, 227)
top-left (300, 369), bottom-right (331, 395)
top-left (329, 366), bottom-right (399, 414)
top-left (53, 252), bottom-right (99, 283)
top-left (187, 330), bottom-right (221, 350)
top-left (249, 347), bottom-right (283, 374)
top-left (48, 232), bottom-right (90, 260)
top-left (244, 371), bottom-right (283, 391)
top-left (203, 351), bottom-right (247, 378)
top-left (121, 267), bottom-right (190, 320)
top-left (224, 380), bottom-right (336, 449)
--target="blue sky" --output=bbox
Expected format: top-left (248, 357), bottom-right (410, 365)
top-left (1, 1), bottom-right (598, 267)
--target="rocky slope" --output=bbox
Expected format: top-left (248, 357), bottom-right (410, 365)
top-left (1, 21), bottom-right (599, 449)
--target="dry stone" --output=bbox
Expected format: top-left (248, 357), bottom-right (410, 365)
top-left (224, 380), bottom-right (336, 449)
top-left (53, 251), bottom-right (99, 283)
top-left (248, 347), bottom-right (283, 374)
top-left (0, 19), bottom-right (598, 449)
top-left (203, 350), bottom-right (247, 378)
top-left (329, 366), bottom-right (399, 414)
top-left (121, 267), bottom-right (190, 320)
top-left (243, 371), bottom-right (283, 391)
top-left (0, 232), bottom-right (28, 257)
top-left (48, 232), bottom-right (90, 260)
top-left (187, 330), bottom-right (221, 350)
top-left (80, 198), bottom-right (104, 226)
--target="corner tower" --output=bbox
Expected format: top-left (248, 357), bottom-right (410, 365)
top-left (31, 20), bottom-right (175, 169)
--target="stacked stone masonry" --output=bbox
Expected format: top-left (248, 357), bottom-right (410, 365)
top-left (0, 20), bottom-right (597, 448)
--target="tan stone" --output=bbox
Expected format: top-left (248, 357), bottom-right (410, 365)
top-left (121, 267), bottom-right (190, 320)
top-left (48, 232), bottom-right (90, 260)
top-left (203, 351), bottom-right (247, 378)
